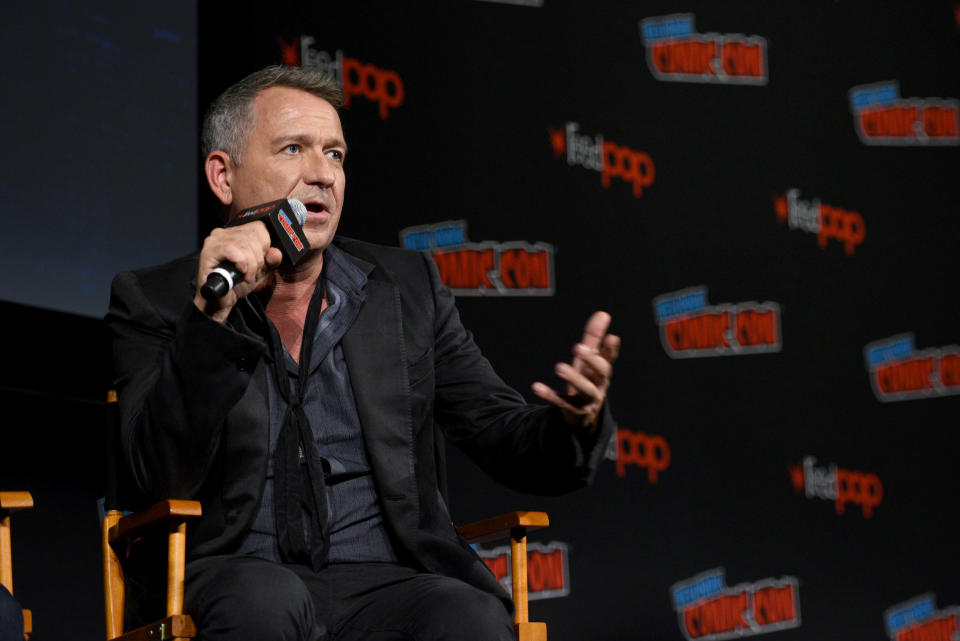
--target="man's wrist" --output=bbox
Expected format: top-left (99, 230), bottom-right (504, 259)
top-left (193, 291), bottom-right (232, 324)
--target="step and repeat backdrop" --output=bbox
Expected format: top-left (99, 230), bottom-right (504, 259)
top-left (200, 3), bottom-right (959, 639)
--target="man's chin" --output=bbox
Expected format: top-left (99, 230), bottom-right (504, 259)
top-left (304, 223), bottom-right (339, 252)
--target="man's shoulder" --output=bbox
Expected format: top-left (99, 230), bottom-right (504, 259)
top-left (110, 252), bottom-right (199, 313)
top-left (333, 236), bottom-right (432, 283)
top-left (334, 235), bottom-right (424, 262)
top-left (121, 252), bottom-right (199, 280)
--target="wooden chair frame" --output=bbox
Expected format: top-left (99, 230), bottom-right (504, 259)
top-left (1, 491), bottom-right (34, 640)
top-left (104, 394), bottom-right (549, 640)
top-left (459, 511), bottom-right (550, 641)
top-left (102, 507), bottom-right (548, 641)
top-left (104, 390), bottom-right (201, 641)
top-left (103, 499), bottom-right (201, 641)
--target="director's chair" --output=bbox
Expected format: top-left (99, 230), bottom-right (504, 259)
top-left (1, 490), bottom-right (34, 640)
top-left (103, 392), bottom-right (550, 641)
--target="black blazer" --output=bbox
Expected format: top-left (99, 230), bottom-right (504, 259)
top-left (107, 237), bottom-right (612, 604)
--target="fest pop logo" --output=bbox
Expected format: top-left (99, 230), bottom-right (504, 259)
top-left (772, 189), bottom-right (865, 255)
top-left (278, 35), bottom-right (405, 119)
top-left (789, 456), bottom-right (883, 518)
top-left (548, 122), bottom-right (655, 198)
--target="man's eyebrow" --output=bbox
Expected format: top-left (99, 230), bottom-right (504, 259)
top-left (330, 137), bottom-right (348, 154)
top-left (271, 133), bottom-right (347, 153)
top-left (272, 133), bottom-right (311, 146)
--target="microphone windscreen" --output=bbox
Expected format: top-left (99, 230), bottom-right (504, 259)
top-left (287, 199), bottom-right (308, 226)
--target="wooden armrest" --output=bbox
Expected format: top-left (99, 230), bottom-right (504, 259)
top-left (458, 511), bottom-right (549, 543)
top-left (104, 499), bottom-right (202, 633)
top-left (0, 492), bottom-right (33, 511)
top-left (460, 511), bottom-right (550, 635)
top-left (108, 500), bottom-right (202, 544)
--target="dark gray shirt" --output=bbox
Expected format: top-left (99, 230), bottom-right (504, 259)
top-left (236, 245), bottom-right (399, 564)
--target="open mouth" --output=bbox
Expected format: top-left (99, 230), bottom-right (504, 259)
top-left (304, 202), bottom-right (327, 215)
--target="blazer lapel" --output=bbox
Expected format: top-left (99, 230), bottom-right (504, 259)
top-left (341, 277), bottom-right (420, 531)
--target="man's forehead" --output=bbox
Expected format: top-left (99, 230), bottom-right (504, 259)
top-left (251, 86), bottom-right (342, 133)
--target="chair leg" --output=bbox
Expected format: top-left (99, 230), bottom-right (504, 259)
top-left (515, 621), bottom-right (547, 641)
top-left (510, 527), bottom-right (529, 626)
top-left (509, 527), bottom-right (548, 640)
top-left (103, 511), bottom-right (125, 639)
top-left (1, 513), bottom-right (13, 595)
top-left (166, 521), bottom-right (187, 617)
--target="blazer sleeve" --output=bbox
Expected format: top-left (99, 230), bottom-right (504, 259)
top-left (424, 253), bottom-right (614, 495)
top-left (106, 265), bottom-right (266, 499)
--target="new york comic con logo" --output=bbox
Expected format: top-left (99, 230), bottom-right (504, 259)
top-left (399, 220), bottom-right (554, 296)
top-left (772, 189), bottom-right (865, 256)
top-left (475, 542), bottom-right (568, 600)
top-left (789, 456), bottom-right (883, 518)
top-left (671, 568), bottom-right (800, 640)
top-left (864, 334), bottom-right (960, 402)
top-left (653, 287), bottom-right (781, 358)
top-left (885, 594), bottom-right (960, 641)
top-left (277, 35), bottom-right (404, 119)
top-left (548, 122), bottom-right (655, 198)
top-left (849, 82), bottom-right (959, 145)
top-left (640, 14), bottom-right (767, 85)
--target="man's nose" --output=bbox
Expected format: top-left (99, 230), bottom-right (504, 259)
top-left (305, 152), bottom-right (336, 187)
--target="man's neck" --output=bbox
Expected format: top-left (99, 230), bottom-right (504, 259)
top-left (268, 248), bottom-right (325, 301)
top-left (261, 248), bottom-right (326, 363)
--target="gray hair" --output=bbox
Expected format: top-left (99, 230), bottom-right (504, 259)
top-left (201, 65), bottom-right (344, 164)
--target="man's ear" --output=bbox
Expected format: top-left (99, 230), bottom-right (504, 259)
top-left (205, 150), bottom-right (235, 207)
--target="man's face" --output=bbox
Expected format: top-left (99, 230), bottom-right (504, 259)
top-left (226, 86), bottom-right (347, 251)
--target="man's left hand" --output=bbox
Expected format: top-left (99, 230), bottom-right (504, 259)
top-left (532, 311), bottom-right (620, 431)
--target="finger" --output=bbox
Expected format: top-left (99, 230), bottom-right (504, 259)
top-left (531, 382), bottom-right (592, 415)
top-left (572, 311), bottom-right (612, 373)
top-left (265, 247), bottom-right (284, 268)
top-left (212, 224), bottom-right (268, 278)
top-left (232, 219), bottom-right (271, 250)
top-left (573, 343), bottom-right (613, 381)
top-left (600, 334), bottom-right (621, 365)
top-left (580, 310), bottom-right (611, 351)
top-left (554, 362), bottom-right (603, 403)
top-left (245, 228), bottom-right (272, 279)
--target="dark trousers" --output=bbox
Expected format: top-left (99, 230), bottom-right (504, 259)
top-left (185, 557), bottom-right (514, 641)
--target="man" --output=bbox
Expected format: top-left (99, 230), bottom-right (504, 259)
top-left (108, 65), bottom-right (619, 641)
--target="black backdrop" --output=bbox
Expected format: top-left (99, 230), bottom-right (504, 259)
top-left (4, 2), bottom-right (960, 639)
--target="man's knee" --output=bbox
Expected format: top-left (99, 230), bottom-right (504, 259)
top-left (412, 579), bottom-right (513, 641)
top-left (187, 558), bottom-right (320, 641)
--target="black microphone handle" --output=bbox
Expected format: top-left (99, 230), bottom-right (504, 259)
top-left (198, 198), bottom-right (308, 300)
top-left (200, 261), bottom-right (242, 300)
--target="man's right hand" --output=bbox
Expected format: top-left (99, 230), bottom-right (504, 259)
top-left (193, 222), bottom-right (283, 323)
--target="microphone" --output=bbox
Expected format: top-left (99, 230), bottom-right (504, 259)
top-left (200, 198), bottom-right (311, 300)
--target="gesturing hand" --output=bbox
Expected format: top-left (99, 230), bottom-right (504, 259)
top-left (531, 311), bottom-right (620, 431)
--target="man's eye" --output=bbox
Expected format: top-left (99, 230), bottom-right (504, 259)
top-left (284, 144), bottom-right (300, 154)
top-left (327, 150), bottom-right (344, 161)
